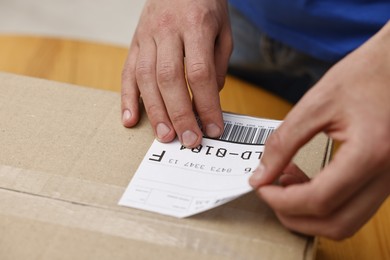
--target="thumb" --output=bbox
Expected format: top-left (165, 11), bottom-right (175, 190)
top-left (278, 163), bottom-right (310, 187)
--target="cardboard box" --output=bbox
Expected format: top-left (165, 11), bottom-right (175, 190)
top-left (0, 72), bottom-right (331, 260)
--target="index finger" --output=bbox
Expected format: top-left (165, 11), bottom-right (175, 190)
top-left (249, 88), bottom-right (334, 186)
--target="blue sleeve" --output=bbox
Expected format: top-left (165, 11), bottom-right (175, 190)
top-left (229, 0), bottom-right (390, 61)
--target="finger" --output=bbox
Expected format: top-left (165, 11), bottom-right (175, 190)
top-left (250, 87), bottom-right (336, 186)
top-left (189, 24), bottom-right (232, 134)
top-left (121, 42), bottom-right (141, 127)
top-left (257, 142), bottom-right (377, 217)
top-left (184, 23), bottom-right (224, 138)
top-left (135, 38), bottom-right (176, 143)
top-left (273, 169), bottom-right (390, 240)
top-left (155, 34), bottom-right (202, 147)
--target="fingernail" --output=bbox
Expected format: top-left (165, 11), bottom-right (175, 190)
top-left (249, 163), bottom-right (266, 187)
top-left (182, 130), bottom-right (198, 147)
top-left (206, 123), bottom-right (221, 138)
top-left (122, 110), bottom-right (132, 123)
top-left (156, 123), bottom-right (171, 140)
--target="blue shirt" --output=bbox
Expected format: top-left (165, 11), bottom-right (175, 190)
top-left (229, 0), bottom-right (390, 61)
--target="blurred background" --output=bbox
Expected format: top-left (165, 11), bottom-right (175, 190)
top-left (0, 0), bottom-right (146, 46)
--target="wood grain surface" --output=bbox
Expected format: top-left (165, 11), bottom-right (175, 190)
top-left (0, 35), bottom-right (388, 260)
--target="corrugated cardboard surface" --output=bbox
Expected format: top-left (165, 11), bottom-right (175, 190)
top-left (0, 72), bottom-right (330, 260)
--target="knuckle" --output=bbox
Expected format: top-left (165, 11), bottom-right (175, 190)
top-left (186, 8), bottom-right (207, 25)
top-left (121, 91), bottom-right (130, 99)
top-left (157, 61), bottom-right (178, 85)
top-left (135, 60), bottom-right (154, 79)
top-left (185, 8), bottom-right (218, 32)
top-left (185, 8), bottom-right (203, 25)
top-left (186, 62), bottom-right (212, 85)
top-left (169, 110), bottom-right (190, 125)
top-left (196, 103), bottom-right (220, 117)
top-left (157, 11), bottom-right (177, 30)
top-left (146, 103), bottom-right (162, 121)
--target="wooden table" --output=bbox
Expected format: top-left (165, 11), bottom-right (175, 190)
top-left (0, 35), bottom-right (388, 260)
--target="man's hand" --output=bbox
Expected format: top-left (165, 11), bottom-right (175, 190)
top-left (250, 22), bottom-right (390, 240)
top-left (121, 0), bottom-right (232, 148)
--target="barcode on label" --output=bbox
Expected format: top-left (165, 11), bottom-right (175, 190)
top-left (219, 122), bottom-right (275, 145)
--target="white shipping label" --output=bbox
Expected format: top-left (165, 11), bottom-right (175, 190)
top-left (119, 113), bottom-right (281, 218)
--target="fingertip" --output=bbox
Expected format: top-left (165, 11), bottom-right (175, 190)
top-left (197, 107), bottom-right (224, 139)
top-left (249, 163), bottom-right (268, 188)
top-left (155, 122), bottom-right (176, 143)
top-left (205, 123), bottom-right (222, 138)
top-left (122, 109), bottom-right (139, 128)
top-left (181, 130), bottom-right (202, 148)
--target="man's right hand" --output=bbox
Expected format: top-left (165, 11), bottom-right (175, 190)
top-left (121, 0), bottom-right (232, 148)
